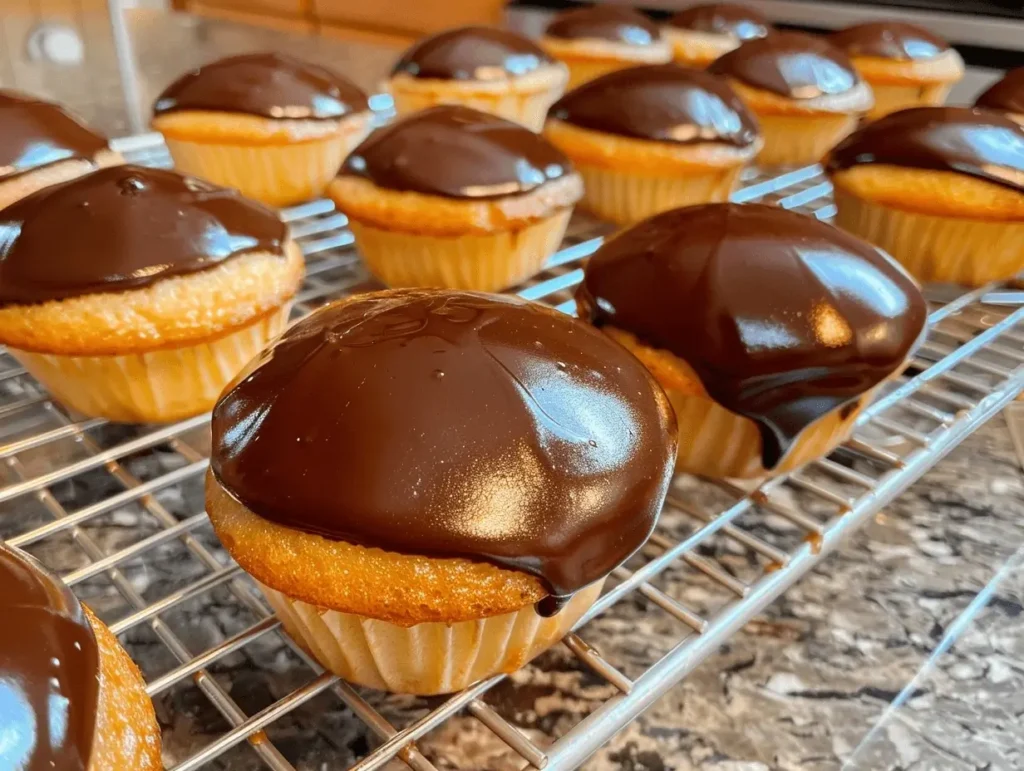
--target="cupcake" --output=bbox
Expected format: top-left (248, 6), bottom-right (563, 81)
top-left (975, 67), bottom-right (1024, 126)
top-left (575, 203), bottom-right (927, 479)
top-left (388, 26), bottom-right (569, 132)
top-left (541, 6), bottom-right (671, 90)
top-left (827, 106), bottom-right (1024, 287)
top-left (0, 165), bottom-right (304, 423)
top-left (207, 289), bottom-right (677, 694)
top-left (830, 22), bottom-right (963, 120)
top-left (664, 3), bottom-right (772, 69)
top-left (151, 52), bottom-right (371, 207)
top-left (0, 90), bottom-right (122, 210)
top-left (328, 105), bottom-right (582, 291)
top-left (1, 543), bottom-right (161, 769)
top-left (545, 63), bottom-right (761, 224)
top-left (708, 32), bottom-right (873, 166)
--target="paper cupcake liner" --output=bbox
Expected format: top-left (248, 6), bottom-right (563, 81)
top-left (864, 82), bottom-right (952, 121)
top-left (561, 59), bottom-right (635, 90)
top-left (752, 112), bottom-right (859, 167)
top-left (349, 209), bottom-right (572, 291)
top-left (259, 579), bottom-right (604, 695)
top-left (664, 29), bottom-right (734, 69)
top-left (575, 161), bottom-right (744, 225)
top-left (832, 187), bottom-right (1024, 286)
top-left (10, 306), bottom-right (290, 423)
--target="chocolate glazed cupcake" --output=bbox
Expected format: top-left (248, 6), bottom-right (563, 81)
top-left (830, 22), bottom-right (963, 120)
top-left (541, 6), bottom-right (671, 89)
top-left (0, 90), bottom-right (122, 209)
top-left (1, 544), bottom-right (161, 769)
top-left (328, 105), bottom-right (582, 291)
top-left (576, 204), bottom-right (927, 479)
top-left (975, 67), bottom-right (1024, 126)
top-left (709, 32), bottom-right (873, 166)
top-left (207, 289), bottom-right (677, 694)
top-left (827, 107), bottom-right (1024, 287)
top-left (545, 63), bottom-right (761, 224)
top-left (664, 3), bottom-right (773, 69)
top-left (388, 26), bottom-right (569, 132)
top-left (0, 165), bottom-right (304, 422)
top-left (152, 52), bottom-right (370, 206)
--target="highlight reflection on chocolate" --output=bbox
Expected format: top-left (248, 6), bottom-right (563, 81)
top-left (830, 21), bottom-right (949, 61)
top-left (0, 90), bottom-right (109, 176)
top-left (545, 5), bottom-right (661, 46)
top-left (668, 3), bottom-right (771, 41)
top-left (210, 290), bottom-right (677, 613)
top-left (576, 204), bottom-right (927, 468)
top-left (392, 26), bottom-right (554, 81)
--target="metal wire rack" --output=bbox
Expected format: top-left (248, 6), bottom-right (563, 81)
top-left (1, 134), bottom-right (1022, 771)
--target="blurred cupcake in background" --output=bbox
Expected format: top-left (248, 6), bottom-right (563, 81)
top-left (975, 67), bottom-right (1024, 126)
top-left (664, 3), bottom-right (773, 69)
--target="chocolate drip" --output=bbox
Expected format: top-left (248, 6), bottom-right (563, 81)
top-left (827, 106), bottom-right (1024, 193)
top-left (153, 52), bottom-right (368, 120)
top-left (0, 165), bottom-right (287, 306)
top-left (668, 4), bottom-right (771, 41)
top-left (975, 67), bottom-right (1024, 116)
top-left (339, 105), bottom-right (572, 199)
top-left (830, 21), bottom-right (949, 61)
top-left (575, 204), bottom-right (927, 469)
top-left (545, 5), bottom-right (661, 46)
top-left (0, 90), bottom-right (109, 176)
top-left (211, 290), bottom-right (677, 607)
top-left (392, 26), bottom-right (554, 81)
top-left (549, 63), bottom-right (759, 147)
top-left (0, 544), bottom-right (99, 769)
top-left (708, 32), bottom-right (859, 99)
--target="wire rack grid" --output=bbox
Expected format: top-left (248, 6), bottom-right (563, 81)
top-left (0, 134), bottom-right (1021, 771)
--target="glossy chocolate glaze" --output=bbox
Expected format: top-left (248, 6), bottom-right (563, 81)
top-left (211, 290), bottom-right (677, 611)
top-left (0, 90), bottom-right (109, 176)
top-left (575, 204), bottom-right (927, 469)
top-left (0, 544), bottom-right (99, 769)
top-left (392, 26), bottom-right (554, 81)
top-left (153, 52), bottom-right (368, 120)
top-left (340, 105), bottom-right (572, 199)
top-left (545, 5), bottom-right (661, 46)
top-left (827, 106), bottom-right (1024, 193)
top-left (549, 63), bottom-right (759, 147)
top-left (668, 3), bottom-right (771, 41)
top-left (975, 67), bottom-right (1024, 116)
top-left (0, 165), bottom-right (287, 306)
top-left (830, 21), bottom-right (949, 61)
top-left (708, 32), bottom-right (859, 99)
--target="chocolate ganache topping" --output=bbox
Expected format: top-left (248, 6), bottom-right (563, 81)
top-left (575, 204), bottom-right (927, 469)
top-left (827, 106), bottom-right (1024, 193)
top-left (708, 32), bottom-right (860, 99)
top-left (550, 63), bottom-right (759, 147)
top-left (340, 105), bottom-right (572, 199)
top-left (668, 4), bottom-right (771, 41)
top-left (0, 165), bottom-right (287, 306)
top-left (0, 544), bottom-right (100, 769)
top-left (153, 52), bottom-right (368, 120)
top-left (211, 290), bottom-right (677, 610)
top-left (0, 90), bottom-right (109, 176)
top-left (975, 67), bottom-right (1024, 116)
top-left (830, 22), bottom-right (949, 61)
top-left (392, 26), bottom-right (555, 81)
top-left (545, 6), bottom-right (661, 46)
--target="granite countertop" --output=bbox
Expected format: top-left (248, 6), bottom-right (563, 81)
top-left (1, 7), bottom-right (1022, 770)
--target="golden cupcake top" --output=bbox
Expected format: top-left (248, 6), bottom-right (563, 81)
top-left (0, 90), bottom-right (110, 177)
top-left (975, 67), bottom-right (1024, 117)
top-left (544, 5), bottom-right (662, 46)
top-left (668, 3), bottom-right (772, 41)
top-left (210, 289), bottom-right (677, 612)
top-left (0, 164), bottom-right (288, 305)
top-left (153, 52), bottom-right (368, 120)
top-left (575, 203), bottom-right (927, 469)
top-left (827, 106), bottom-right (1024, 193)
top-left (830, 21), bottom-right (951, 61)
top-left (392, 25), bottom-right (555, 81)
top-left (339, 105), bottom-right (573, 199)
top-left (549, 63), bottom-right (759, 147)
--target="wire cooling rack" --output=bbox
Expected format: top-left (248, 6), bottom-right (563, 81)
top-left (1, 135), bottom-right (1022, 771)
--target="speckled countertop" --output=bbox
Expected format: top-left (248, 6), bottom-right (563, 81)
top-left (1, 7), bottom-right (1022, 770)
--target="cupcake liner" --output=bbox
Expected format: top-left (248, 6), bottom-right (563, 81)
top-left (575, 161), bottom-right (744, 225)
top-left (349, 209), bottom-right (572, 291)
top-left (752, 112), bottom-right (859, 167)
top-left (259, 579), bottom-right (604, 695)
top-left (561, 59), bottom-right (636, 90)
top-left (865, 82), bottom-right (952, 121)
top-left (664, 29), bottom-right (734, 69)
top-left (11, 306), bottom-right (290, 423)
top-left (832, 187), bottom-right (1024, 286)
